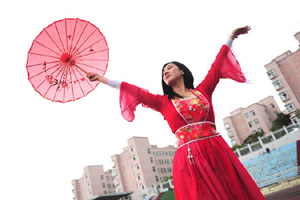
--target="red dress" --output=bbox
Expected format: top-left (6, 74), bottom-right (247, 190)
top-left (119, 45), bottom-right (265, 200)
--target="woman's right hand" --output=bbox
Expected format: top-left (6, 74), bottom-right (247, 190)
top-left (87, 72), bottom-right (101, 82)
top-left (86, 72), bottom-right (109, 84)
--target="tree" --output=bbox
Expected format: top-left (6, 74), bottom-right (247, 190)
top-left (270, 112), bottom-right (292, 131)
top-left (166, 175), bottom-right (173, 181)
top-left (242, 131), bottom-right (264, 145)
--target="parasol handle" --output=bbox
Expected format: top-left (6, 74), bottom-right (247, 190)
top-left (74, 64), bottom-right (87, 74)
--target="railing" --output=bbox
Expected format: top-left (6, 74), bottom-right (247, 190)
top-left (255, 166), bottom-right (300, 188)
top-left (234, 123), bottom-right (300, 158)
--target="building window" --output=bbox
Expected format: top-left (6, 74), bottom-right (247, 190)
top-left (270, 103), bottom-right (275, 108)
top-left (244, 113), bottom-right (249, 119)
top-left (254, 119), bottom-right (259, 124)
top-left (171, 159), bottom-right (173, 164)
top-left (130, 145), bottom-right (134, 152)
top-left (248, 121), bottom-right (253, 128)
top-left (162, 151), bottom-right (168, 156)
top-left (227, 131), bottom-right (233, 138)
top-left (133, 154), bottom-right (137, 161)
top-left (147, 148), bottom-right (151, 154)
top-left (158, 159), bottom-right (164, 165)
top-left (150, 157), bottom-right (153, 163)
top-left (114, 178), bottom-right (119, 186)
top-left (137, 174), bottom-right (141, 180)
top-left (104, 191), bottom-right (107, 194)
top-left (156, 151), bottom-right (161, 156)
top-left (285, 102), bottom-right (295, 113)
top-left (152, 166), bottom-right (156, 172)
top-left (224, 123), bottom-right (230, 129)
top-left (272, 80), bottom-right (283, 90)
top-left (88, 189), bottom-right (92, 195)
top-left (169, 151), bottom-right (174, 156)
top-left (102, 183), bottom-right (106, 188)
top-left (87, 182), bottom-right (90, 186)
top-left (167, 167), bottom-right (172, 172)
top-left (164, 177), bottom-right (168, 181)
top-left (161, 168), bottom-right (167, 173)
top-left (140, 184), bottom-right (144, 190)
top-left (135, 164), bottom-right (140, 170)
top-left (165, 159), bottom-right (170, 164)
top-left (85, 173), bottom-right (88, 179)
top-left (267, 69), bottom-right (276, 79)
top-left (100, 175), bottom-right (104, 180)
top-left (258, 127), bottom-right (263, 132)
top-left (279, 91), bottom-right (289, 101)
top-left (250, 110), bottom-right (256, 116)
top-left (112, 169), bottom-right (117, 177)
top-left (291, 116), bottom-right (299, 124)
top-left (155, 176), bottom-right (159, 182)
top-left (252, 130), bottom-right (256, 133)
top-left (231, 139), bottom-right (237, 146)
top-left (108, 184), bottom-right (111, 188)
top-left (106, 176), bottom-right (110, 181)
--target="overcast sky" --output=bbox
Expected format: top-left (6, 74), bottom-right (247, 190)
top-left (1, 0), bottom-right (300, 199)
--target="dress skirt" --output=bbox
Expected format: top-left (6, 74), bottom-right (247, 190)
top-left (172, 136), bottom-right (265, 200)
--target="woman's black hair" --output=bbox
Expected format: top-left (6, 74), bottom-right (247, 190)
top-left (162, 61), bottom-right (194, 99)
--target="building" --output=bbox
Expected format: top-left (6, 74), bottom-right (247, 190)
top-left (223, 96), bottom-right (281, 146)
top-left (72, 165), bottom-right (115, 200)
top-left (111, 137), bottom-right (176, 196)
top-left (264, 31), bottom-right (300, 124)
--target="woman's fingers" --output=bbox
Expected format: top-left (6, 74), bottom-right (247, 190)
top-left (87, 72), bottom-right (98, 81)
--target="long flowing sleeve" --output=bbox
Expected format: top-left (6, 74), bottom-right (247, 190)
top-left (119, 82), bottom-right (163, 122)
top-left (196, 39), bottom-right (246, 97)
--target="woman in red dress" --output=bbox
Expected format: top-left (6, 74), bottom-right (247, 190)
top-left (87, 26), bottom-right (265, 200)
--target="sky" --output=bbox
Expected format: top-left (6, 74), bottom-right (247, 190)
top-left (1, 0), bottom-right (300, 199)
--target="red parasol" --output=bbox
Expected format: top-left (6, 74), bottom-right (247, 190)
top-left (26, 18), bottom-right (109, 103)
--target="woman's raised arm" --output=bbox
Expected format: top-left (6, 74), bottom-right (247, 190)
top-left (195, 26), bottom-right (251, 97)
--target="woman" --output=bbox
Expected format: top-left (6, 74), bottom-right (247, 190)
top-left (87, 26), bottom-right (265, 200)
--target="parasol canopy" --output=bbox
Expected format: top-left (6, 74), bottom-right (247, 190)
top-left (26, 18), bottom-right (109, 103)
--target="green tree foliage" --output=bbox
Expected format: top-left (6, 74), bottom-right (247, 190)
top-left (231, 144), bottom-right (244, 151)
top-left (270, 112), bottom-right (292, 131)
top-left (242, 131), bottom-right (264, 145)
top-left (166, 175), bottom-right (173, 181)
top-left (296, 109), bottom-right (300, 118)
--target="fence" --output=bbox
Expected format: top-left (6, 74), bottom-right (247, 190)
top-left (234, 123), bottom-right (300, 158)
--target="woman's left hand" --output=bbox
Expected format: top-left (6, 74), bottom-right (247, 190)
top-left (231, 25), bottom-right (251, 39)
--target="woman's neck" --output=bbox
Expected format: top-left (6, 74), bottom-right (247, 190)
top-left (172, 82), bottom-right (191, 98)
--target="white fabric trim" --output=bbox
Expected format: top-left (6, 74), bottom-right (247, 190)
top-left (189, 89), bottom-right (210, 122)
top-left (107, 79), bottom-right (121, 89)
top-left (178, 135), bottom-right (221, 149)
top-left (244, 72), bottom-right (252, 84)
top-left (225, 37), bottom-right (233, 48)
top-left (171, 100), bottom-right (190, 124)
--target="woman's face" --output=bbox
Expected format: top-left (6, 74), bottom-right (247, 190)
top-left (162, 63), bottom-right (184, 86)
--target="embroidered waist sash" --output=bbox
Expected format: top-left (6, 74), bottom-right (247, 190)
top-left (175, 122), bottom-right (220, 147)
